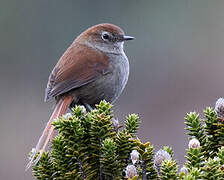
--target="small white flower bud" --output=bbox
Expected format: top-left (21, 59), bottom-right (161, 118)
top-left (125, 164), bottom-right (137, 178)
top-left (180, 166), bottom-right (188, 174)
top-left (188, 138), bottom-right (200, 149)
top-left (111, 118), bottom-right (119, 128)
top-left (213, 157), bottom-right (220, 162)
top-left (215, 98), bottom-right (224, 117)
top-left (31, 148), bottom-right (36, 154)
top-left (28, 148), bottom-right (36, 160)
top-left (79, 105), bottom-right (87, 114)
top-left (130, 150), bottom-right (139, 164)
top-left (64, 113), bottom-right (72, 119)
top-left (154, 149), bottom-right (171, 167)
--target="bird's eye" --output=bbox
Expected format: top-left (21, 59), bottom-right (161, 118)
top-left (101, 32), bottom-right (110, 41)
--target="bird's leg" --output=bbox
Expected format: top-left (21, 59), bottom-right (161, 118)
top-left (83, 102), bottom-right (93, 111)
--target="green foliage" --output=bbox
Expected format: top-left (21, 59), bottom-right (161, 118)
top-left (202, 158), bottom-right (222, 180)
top-left (135, 140), bottom-right (158, 179)
top-left (180, 167), bottom-right (200, 180)
top-left (185, 112), bottom-right (207, 156)
top-left (160, 160), bottom-right (178, 180)
top-left (218, 147), bottom-right (224, 178)
top-left (87, 101), bottom-right (116, 179)
top-left (185, 107), bottom-right (224, 160)
top-left (30, 100), bottom-right (224, 180)
top-left (115, 113), bottom-right (140, 174)
top-left (31, 101), bottom-right (147, 180)
top-left (184, 107), bottom-right (224, 179)
top-left (116, 131), bottom-right (136, 175)
top-left (52, 108), bottom-right (86, 179)
top-left (218, 146), bottom-right (224, 165)
top-left (188, 167), bottom-right (201, 180)
top-left (125, 114), bottom-right (140, 136)
top-left (32, 152), bottom-right (54, 180)
top-left (163, 146), bottom-right (174, 158)
top-left (101, 138), bottom-right (119, 179)
top-left (204, 107), bottom-right (220, 158)
top-left (185, 147), bottom-right (204, 169)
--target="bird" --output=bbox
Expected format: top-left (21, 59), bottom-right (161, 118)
top-left (26, 23), bottom-right (134, 169)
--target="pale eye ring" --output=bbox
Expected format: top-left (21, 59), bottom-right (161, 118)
top-left (101, 32), bottom-right (110, 41)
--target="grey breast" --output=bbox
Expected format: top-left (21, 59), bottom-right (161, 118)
top-left (76, 53), bottom-right (129, 106)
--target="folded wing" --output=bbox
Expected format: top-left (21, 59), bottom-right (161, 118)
top-left (45, 43), bottom-right (110, 101)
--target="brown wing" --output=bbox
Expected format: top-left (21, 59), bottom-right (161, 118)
top-left (45, 43), bottom-right (110, 101)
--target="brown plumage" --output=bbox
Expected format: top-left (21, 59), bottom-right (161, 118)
top-left (45, 43), bottom-right (109, 101)
top-left (26, 23), bottom-right (134, 170)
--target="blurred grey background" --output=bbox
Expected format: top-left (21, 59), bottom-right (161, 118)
top-left (1, 0), bottom-right (224, 179)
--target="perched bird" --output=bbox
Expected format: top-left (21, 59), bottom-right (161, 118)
top-left (26, 23), bottom-right (134, 169)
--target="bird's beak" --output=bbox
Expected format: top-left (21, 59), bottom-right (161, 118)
top-left (122, 35), bottom-right (135, 41)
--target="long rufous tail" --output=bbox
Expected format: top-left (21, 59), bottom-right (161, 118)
top-left (26, 95), bottom-right (73, 170)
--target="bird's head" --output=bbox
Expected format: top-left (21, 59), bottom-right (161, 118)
top-left (75, 23), bottom-right (134, 54)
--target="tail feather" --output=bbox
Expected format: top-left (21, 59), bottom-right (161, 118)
top-left (26, 96), bottom-right (73, 170)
